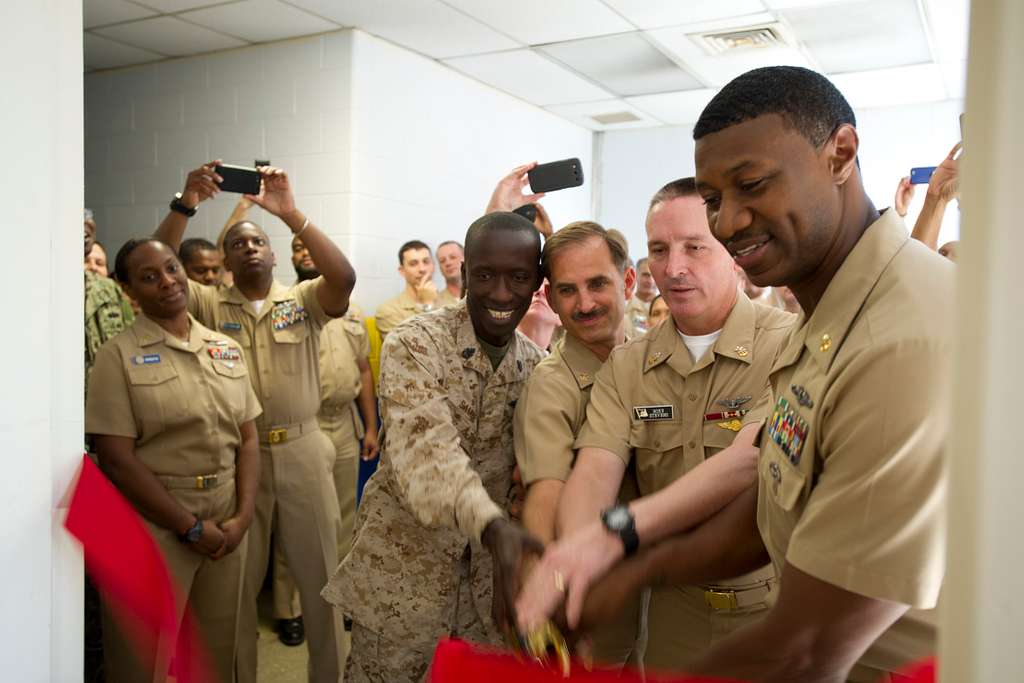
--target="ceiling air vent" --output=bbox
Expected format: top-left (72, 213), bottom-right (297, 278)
top-left (690, 24), bottom-right (790, 56)
top-left (591, 111), bottom-right (642, 125)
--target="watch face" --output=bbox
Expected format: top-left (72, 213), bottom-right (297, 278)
top-left (606, 507), bottom-right (630, 530)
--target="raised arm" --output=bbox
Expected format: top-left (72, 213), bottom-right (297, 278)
top-left (154, 160), bottom-right (222, 250)
top-left (911, 142), bottom-right (961, 250)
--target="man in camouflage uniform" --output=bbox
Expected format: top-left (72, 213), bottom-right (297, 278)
top-left (323, 212), bottom-right (546, 683)
top-left (84, 213), bottom-right (134, 393)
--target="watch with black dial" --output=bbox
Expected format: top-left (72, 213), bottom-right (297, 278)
top-left (169, 192), bottom-right (197, 217)
top-left (601, 504), bottom-right (639, 557)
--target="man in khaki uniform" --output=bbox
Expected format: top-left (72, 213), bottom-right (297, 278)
top-left (323, 213), bottom-right (546, 683)
top-left (375, 240), bottom-right (439, 337)
top-left (517, 179), bottom-right (793, 671)
top-left (624, 257), bottom-right (657, 338)
top-left (513, 221), bottom-right (645, 667)
top-left (86, 238), bottom-right (262, 683)
top-left (435, 240), bottom-right (464, 307)
top-left (525, 66), bottom-right (952, 682)
top-left (156, 161), bottom-right (356, 683)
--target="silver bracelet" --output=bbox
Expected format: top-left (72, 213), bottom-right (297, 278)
top-left (294, 216), bottom-right (310, 238)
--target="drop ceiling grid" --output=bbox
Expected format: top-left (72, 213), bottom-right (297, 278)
top-left (83, 0), bottom-right (964, 130)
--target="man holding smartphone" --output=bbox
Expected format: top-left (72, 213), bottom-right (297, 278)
top-left (155, 161), bottom-right (356, 683)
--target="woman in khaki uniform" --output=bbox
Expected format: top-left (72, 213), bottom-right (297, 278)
top-left (86, 239), bottom-right (262, 683)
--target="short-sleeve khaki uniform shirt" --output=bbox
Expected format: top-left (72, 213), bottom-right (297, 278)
top-left (576, 293), bottom-right (794, 656)
top-left (186, 278), bottom-right (330, 429)
top-left (375, 289), bottom-right (429, 338)
top-left (757, 211), bottom-right (952, 679)
top-left (85, 313), bottom-right (262, 478)
top-left (436, 288), bottom-right (460, 308)
top-left (318, 307), bottom-right (370, 438)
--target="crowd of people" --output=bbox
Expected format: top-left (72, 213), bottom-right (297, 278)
top-left (82, 65), bottom-right (961, 683)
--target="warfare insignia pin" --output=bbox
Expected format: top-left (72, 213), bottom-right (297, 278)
top-left (717, 419), bottom-right (743, 432)
top-left (717, 395), bottom-right (752, 410)
top-left (791, 384), bottom-right (814, 408)
top-left (819, 333), bottom-right (832, 353)
top-left (734, 345), bottom-right (749, 357)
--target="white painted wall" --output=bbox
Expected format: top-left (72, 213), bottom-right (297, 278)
top-left (597, 100), bottom-right (964, 259)
top-left (83, 28), bottom-right (594, 314)
top-left (344, 30), bottom-right (592, 310)
top-left (0, 2), bottom-right (83, 680)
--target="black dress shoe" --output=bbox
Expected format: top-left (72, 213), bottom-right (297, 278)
top-left (277, 616), bottom-right (305, 646)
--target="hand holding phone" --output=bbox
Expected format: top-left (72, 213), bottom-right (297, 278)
top-left (528, 158), bottom-right (584, 193)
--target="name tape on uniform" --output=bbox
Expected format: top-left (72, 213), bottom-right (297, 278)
top-left (131, 354), bottom-right (161, 365)
top-left (633, 404), bottom-right (674, 421)
top-left (221, 321), bottom-right (242, 331)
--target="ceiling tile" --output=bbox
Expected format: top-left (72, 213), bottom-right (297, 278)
top-left (84, 0), bottom-right (157, 29)
top-left (762, 0), bottom-right (850, 8)
top-left (443, 49), bottom-right (612, 106)
top-left (828, 63), bottom-right (947, 109)
top-left (545, 99), bottom-right (663, 131)
top-left (920, 0), bottom-right (970, 64)
top-left (600, 0), bottom-right (767, 30)
top-left (647, 15), bottom-right (813, 87)
top-left (283, 0), bottom-right (521, 58)
top-left (626, 88), bottom-right (719, 125)
top-left (539, 33), bottom-right (703, 97)
top-left (132, 0), bottom-right (229, 11)
top-left (181, 0), bottom-right (339, 43)
top-left (84, 32), bottom-right (165, 69)
top-left (443, 0), bottom-right (632, 45)
top-left (94, 15), bottom-right (248, 56)
top-left (781, 0), bottom-right (932, 74)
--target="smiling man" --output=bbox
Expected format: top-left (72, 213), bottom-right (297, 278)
top-left (324, 212), bottom-right (546, 683)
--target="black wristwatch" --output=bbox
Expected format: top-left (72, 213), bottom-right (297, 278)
top-left (170, 192), bottom-right (197, 217)
top-left (601, 504), bottom-right (639, 557)
top-left (178, 518), bottom-right (203, 544)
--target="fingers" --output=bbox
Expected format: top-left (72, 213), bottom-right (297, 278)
top-left (948, 142), bottom-right (963, 160)
top-left (506, 162), bottom-right (537, 180)
top-left (564, 574), bottom-right (588, 630)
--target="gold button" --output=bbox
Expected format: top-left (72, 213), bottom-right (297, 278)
top-left (735, 345), bottom-right (749, 357)
top-left (820, 334), bottom-right (832, 352)
top-left (688, 394), bottom-right (698, 401)
top-left (654, 440), bottom-right (661, 448)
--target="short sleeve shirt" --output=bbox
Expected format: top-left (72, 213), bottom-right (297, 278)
top-left (319, 307), bottom-right (370, 411)
top-left (186, 277), bottom-right (330, 428)
top-left (577, 294), bottom-right (795, 496)
top-left (375, 289), bottom-right (428, 338)
top-left (756, 210), bottom-right (953, 673)
top-left (85, 314), bottom-right (262, 477)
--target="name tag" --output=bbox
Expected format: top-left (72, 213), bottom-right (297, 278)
top-left (633, 404), bottom-right (674, 421)
top-left (132, 354), bottom-right (161, 365)
top-left (221, 321), bottom-right (242, 331)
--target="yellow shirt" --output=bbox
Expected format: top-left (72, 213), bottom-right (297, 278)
top-left (757, 210), bottom-right (953, 676)
top-left (85, 314), bottom-right (262, 477)
top-left (186, 278), bottom-right (331, 429)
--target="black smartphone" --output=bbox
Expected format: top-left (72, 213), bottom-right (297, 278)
top-left (513, 203), bottom-right (538, 222)
top-left (528, 158), bottom-right (584, 193)
top-left (254, 159), bottom-right (270, 168)
top-left (215, 164), bottom-right (262, 194)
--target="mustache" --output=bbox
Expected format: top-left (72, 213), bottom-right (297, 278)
top-left (662, 278), bottom-right (695, 289)
top-left (572, 307), bottom-right (607, 322)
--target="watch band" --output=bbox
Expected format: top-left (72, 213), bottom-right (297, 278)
top-left (170, 192), bottom-right (197, 218)
top-left (601, 504), bottom-right (639, 557)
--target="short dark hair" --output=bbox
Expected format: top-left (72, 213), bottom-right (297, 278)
top-left (636, 256), bottom-right (648, 270)
top-left (693, 66), bottom-right (855, 149)
top-left (464, 212), bottom-right (541, 262)
top-left (114, 238), bottom-right (176, 283)
top-left (436, 240), bottom-right (463, 254)
top-left (179, 237), bottom-right (218, 265)
top-left (542, 221), bottom-right (628, 280)
top-left (649, 177), bottom-right (699, 212)
top-left (398, 240), bottom-right (431, 265)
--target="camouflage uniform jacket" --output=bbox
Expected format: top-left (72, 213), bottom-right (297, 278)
top-left (323, 300), bottom-right (543, 646)
top-left (84, 269), bottom-right (134, 395)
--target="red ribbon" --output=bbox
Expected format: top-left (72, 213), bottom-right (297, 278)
top-left (64, 455), bottom-right (216, 683)
top-left (428, 638), bottom-right (937, 683)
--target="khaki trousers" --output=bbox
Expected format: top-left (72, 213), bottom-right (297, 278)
top-left (236, 427), bottom-right (344, 683)
top-left (271, 409), bottom-right (361, 620)
top-left (589, 588), bottom-right (647, 670)
top-left (644, 584), bottom-right (769, 673)
top-left (103, 480), bottom-right (245, 683)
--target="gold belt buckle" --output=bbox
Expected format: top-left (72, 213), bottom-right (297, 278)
top-left (268, 428), bottom-right (288, 444)
top-left (195, 474), bottom-right (218, 490)
top-left (704, 589), bottom-right (739, 611)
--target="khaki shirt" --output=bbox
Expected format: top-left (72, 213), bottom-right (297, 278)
top-left (437, 288), bottom-right (460, 308)
top-left (757, 211), bottom-right (952, 675)
top-left (624, 295), bottom-right (651, 340)
top-left (85, 314), bottom-right (262, 477)
top-left (577, 294), bottom-right (794, 588)
top-left (318, 308), bottom-right (370, 437)
top-left (324, 301), bottom-right (543, 644)
top-left (375, 289), bottom-right (430, 338)
top-left (514, 333), bottom-right (603, 485)
top-left (186, 278), bottom-right (331, 429)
